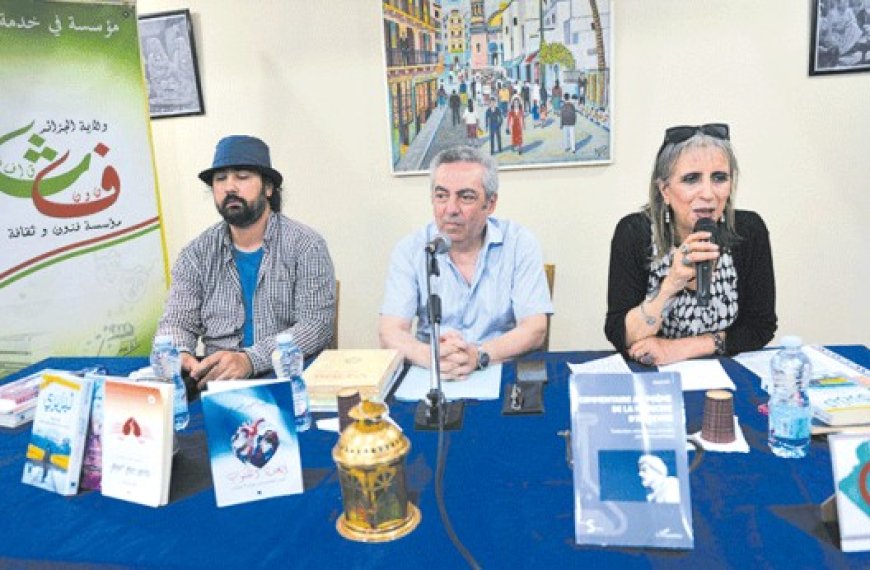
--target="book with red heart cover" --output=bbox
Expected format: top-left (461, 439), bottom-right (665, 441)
top-left (100, 377), bottom-right (173, 507)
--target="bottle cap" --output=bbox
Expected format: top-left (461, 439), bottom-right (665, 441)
top-left (780, 336), bottom-right (802, 348)
top-left (276, 332), bottom-right (294, 345)
top-left (154, 334), bottom-right (173, 345)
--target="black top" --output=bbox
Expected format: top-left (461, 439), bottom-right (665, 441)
top-left (604, 210), bottom-right (777, 355)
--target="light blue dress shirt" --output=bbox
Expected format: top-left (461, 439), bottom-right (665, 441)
top-left (380, 218), bottom-right (554, 344)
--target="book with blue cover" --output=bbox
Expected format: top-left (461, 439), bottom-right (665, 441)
top-left (202, 380), bottom-right (303, 507)
top-left (570, 372), bottom-right (693, 549)
top-left (21, 371), bottom-right (94, 496)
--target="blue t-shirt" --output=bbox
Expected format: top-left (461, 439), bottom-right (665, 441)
top-left (232, 247), bottom-right (264, 347)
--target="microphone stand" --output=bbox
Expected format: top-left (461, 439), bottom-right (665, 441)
top-left (414, 248), bottom-right (464, 431)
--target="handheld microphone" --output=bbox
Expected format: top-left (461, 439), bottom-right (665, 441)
top-left (693, 218), bottom-right (718, 307)
top-left (425, 234), bottom-right (452, 254)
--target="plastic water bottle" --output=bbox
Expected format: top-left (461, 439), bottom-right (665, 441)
top-left (150, 335), bottom-right (190, 431)
top-left (768, 336), bottom-right (812, 458)
top-left (272, 333), bottom-right (311, 432)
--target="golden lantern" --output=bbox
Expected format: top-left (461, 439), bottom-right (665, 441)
top-left (332, 399), bottom-right (421, 542)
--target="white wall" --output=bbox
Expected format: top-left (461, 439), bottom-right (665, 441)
top-left (139, 0), bottom-right (870, 350)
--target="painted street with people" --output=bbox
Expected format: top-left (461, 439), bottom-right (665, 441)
top-left (418, 73), bottom-right (610, 170)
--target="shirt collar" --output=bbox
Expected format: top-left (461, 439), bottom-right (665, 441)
top-left (482, 217), bottom-right (503, 250)
top-left (220, 211), bottom-right (277, 258)
top-left (428, 217), bottom-right (502, 253)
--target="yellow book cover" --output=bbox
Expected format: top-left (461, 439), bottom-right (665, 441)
top-left (303, 349), bottom-right (403, 411)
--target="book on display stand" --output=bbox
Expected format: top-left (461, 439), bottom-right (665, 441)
top-left (202, 379), bottom-right (303, 507)
top-left (21, 371), bottom-right (95, 496)
top-left (827, 432), bottom-right (870, 552)
top-left (569, 372), bottom-right (694, 549)
top-left (80, 374), bottom-right (106, 490)
top-left (100, 377), bottom-right (174, 507)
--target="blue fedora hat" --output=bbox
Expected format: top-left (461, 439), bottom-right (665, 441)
top-left (198, 135), bottom-right (283, 187)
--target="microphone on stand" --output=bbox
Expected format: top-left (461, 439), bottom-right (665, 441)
top-left (425, 234), bottom-right (451, 255)
top-left (414, 233), bottom-right (464, 431)
top-left (693, 218), bottom-right (718, 307)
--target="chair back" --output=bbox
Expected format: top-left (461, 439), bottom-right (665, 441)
top-left (328, 280), bottom-right (340, 350)
top-left (543, 264), bottom-right (555, 351)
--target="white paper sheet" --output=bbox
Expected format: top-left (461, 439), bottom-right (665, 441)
top-left (734, 345), bottom-right (868, 392)
top-left (128, 366), bottom-right (155, 379)
top-left (658, 360), bottom-right (736, 392)
top-left (731, 350), bottom-right (775, 383)
top-left (393, 364), bottom-right (502, 402)
top-left (315, 417), bottom-right (340, 432)
top-left (567, 353), bottom-right (632, 374)
top-left (688, 417), bottom-right (749, 453)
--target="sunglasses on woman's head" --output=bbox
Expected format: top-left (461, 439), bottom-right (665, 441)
top-left (663, 123), bottom-right (730, 145)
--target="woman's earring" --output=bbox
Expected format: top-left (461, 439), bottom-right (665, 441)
top-left (664, 205), bottom-right (671, 225)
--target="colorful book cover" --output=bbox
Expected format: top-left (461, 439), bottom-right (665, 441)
top-left (808, 377), bottom-right (870, 427)
top-left (202, 380), bottom-right (303, 507)
top-left (80, 374), bottom-right (106, 490)
top-left (829, 433), bottom-right (870, 552)
top-left (570, 372), bottom-right (694, 549)
top-left (21, 371), bottom-right (94, 496)
top-left (100, 378), bottom-right (173, 507)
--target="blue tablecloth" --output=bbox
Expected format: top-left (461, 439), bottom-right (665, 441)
top-left (1, 348), bottom-right (868, 569)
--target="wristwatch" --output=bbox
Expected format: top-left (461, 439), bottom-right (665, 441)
top-left (476, 346), bottom-right (490, 370)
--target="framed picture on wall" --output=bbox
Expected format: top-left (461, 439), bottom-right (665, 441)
top-left (138, 9), bottom-right (205, 118)
top-left (382, 0), bottom-right (614, 175)
top-left (809, 0), bottom-right (870, 76)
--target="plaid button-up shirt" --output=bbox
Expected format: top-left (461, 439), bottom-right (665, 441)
top-left (156, 212), bottom-right (336, 374)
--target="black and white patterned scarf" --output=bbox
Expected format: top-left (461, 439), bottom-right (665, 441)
top-left (646, 229), bottom-right (739, 338)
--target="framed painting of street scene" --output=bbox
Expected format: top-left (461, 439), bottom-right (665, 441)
top-left (382, 0), bottom-right (613, 175)
top-left (138, 9), bottom-right (206, 118)
top-left (809, 0), bottom-right (870, 76)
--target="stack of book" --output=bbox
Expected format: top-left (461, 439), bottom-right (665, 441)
top-left (302, 349), bottom-right (404, 412)
top-left (809, 375), bottom-right (870, 434)
top-left (0, 369), bottom-right (50, 428)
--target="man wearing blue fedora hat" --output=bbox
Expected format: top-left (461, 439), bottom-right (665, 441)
top-left (155, 135), bottom-right (336, 387)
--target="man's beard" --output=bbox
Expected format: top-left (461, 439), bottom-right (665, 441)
top-left (218, 190), bottom-right (268, 228)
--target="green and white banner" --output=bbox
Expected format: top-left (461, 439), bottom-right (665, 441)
top-left (0, 0), bottom-right (167, 375)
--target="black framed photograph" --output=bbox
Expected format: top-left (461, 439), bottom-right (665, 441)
top-left (138, 9), bottom-right (205, 118)
top-left (809, 0), bottom-right (870, 76)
